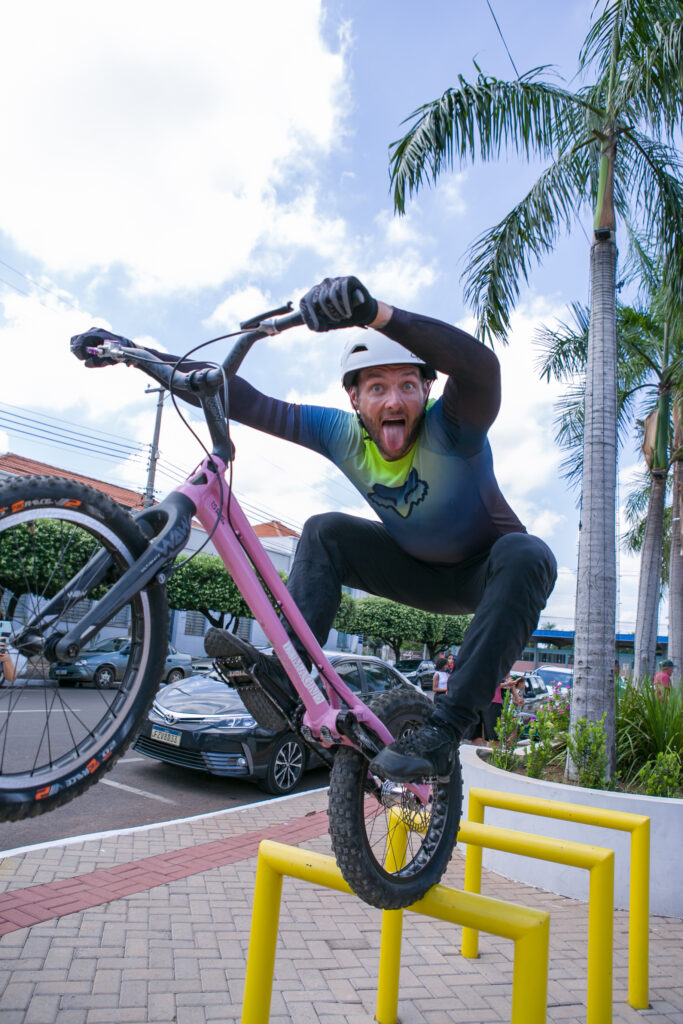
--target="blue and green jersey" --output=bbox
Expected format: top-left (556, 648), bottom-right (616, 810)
top-left (225, 307), bottom-right (525, 564)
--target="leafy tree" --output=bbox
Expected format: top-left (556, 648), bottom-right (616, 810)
top-left (348, 596), bottom-right (426, 661)
top-left (389, 0), bottom-right (683, 776)
top-left (335, 593), bottom-right (470, 661)
top-left (422, 612), bottom-right (471, 659)
top-left (537, 264), bottom-right (683, 680)
top-left (333, 591), bottom-right (360, 636)
top-left (165, 553), bottom-right (250, 631)
top-left (0, 519), bottom-right (98, 619)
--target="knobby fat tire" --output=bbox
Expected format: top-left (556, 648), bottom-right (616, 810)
top-left (0, 475), bottom-right (169, 821)
top-left (328, 688), bottom-right (463, 909)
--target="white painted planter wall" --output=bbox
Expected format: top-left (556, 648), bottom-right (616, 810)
top-left (459, 743), bottom-right (683, 918)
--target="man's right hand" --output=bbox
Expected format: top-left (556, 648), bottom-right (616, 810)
top-left (70, 328), bottom-right (136, 367)
top-left (299, 276), bottom-right (378, 332)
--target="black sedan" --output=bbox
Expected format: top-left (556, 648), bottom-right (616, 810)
top-left (134, 652), bottom-right (419, 796)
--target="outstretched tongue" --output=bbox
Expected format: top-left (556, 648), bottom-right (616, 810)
top-left (381, 419), bottom-right (406, 454)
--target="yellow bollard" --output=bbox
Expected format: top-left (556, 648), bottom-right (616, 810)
top-left (241, 848), bottom-right (284, 1024)
top-left (459, 819), bottom-right (614, 1024)
top-left (376, 819), bottom-right (408, 1024)
top-left (241, 839), bottom-right (549, 1024)
top-left (464, 787), bottom-right (650, 1009)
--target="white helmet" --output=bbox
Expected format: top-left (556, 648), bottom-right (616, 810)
top-left (340, 335), bottom-right (436, 389)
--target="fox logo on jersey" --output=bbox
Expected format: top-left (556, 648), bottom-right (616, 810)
top-left (367, 468), bottom-right (429, 519)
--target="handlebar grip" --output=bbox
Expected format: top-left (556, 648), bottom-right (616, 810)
top-left (273, 309), bottom-right (304, 332)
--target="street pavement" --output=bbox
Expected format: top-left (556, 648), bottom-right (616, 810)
top-left (0, 786), bottom-right (682, 1024)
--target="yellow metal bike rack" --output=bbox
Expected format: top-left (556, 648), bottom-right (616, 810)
top-left (456, 820), bottom-right (613, 1024)
top-left (241, 838), bottom-right (550, 1024)
top-left (463, 787), bottom-right (650, 1010)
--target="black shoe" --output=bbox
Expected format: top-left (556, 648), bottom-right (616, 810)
top-left (204, 628), bottom-right (296, 708)
top-left (369, 720), bottom-right (458, 781)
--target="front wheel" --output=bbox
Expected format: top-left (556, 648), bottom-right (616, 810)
top-left (93, 664), bottom-right (116, 688)
top-left (328, 689), bottom-right (462, 909)
top-left (0, 475), bottom-right (169, 821)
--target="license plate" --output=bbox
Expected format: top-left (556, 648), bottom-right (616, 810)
top-left (54, 668), bottom-right (69, 676)
top-left (150, 726), bottom-right (181, 747)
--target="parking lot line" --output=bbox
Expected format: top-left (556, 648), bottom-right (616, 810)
top-left (101, 778), bottom-right (176, 804)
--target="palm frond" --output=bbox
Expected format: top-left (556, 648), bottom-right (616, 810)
top-left (534, 302), bottom-right (589, 382)
top-left (389, 71), bottom-right (598, 215)
top-left (553, 384), bottom-right (586, 493)
top-left (620, 129), bottom-right (683, 257)
top-left (614, 9), bottom-right (683, 133)
top-left (461, 147), bottom-right (593, 343)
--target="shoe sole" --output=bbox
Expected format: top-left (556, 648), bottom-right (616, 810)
top-left (368, 746), bottom-right (455, 782)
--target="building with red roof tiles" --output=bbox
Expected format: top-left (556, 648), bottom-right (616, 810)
top-left (0, 452), bottom-right (145, 510)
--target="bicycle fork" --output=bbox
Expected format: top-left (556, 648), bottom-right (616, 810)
top-left (15, 492), bottom-right (194, 662)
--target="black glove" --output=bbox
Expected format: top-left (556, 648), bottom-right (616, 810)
top-left (299, 276), bottom-right (378, 332)
top-left (70, 327), bottom-right (135, 368)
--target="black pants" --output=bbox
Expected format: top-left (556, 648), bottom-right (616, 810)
top-left (286, 513), bottom-right (557, 737)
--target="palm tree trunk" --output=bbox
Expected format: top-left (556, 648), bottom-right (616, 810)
top-left (633, 473), bottom-right (667, 681)
top-left (669, 411), bottom-right (683, 686)
top-left (568, 236), bottom-right (618, 780)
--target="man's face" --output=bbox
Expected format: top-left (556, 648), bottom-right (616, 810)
top-left (349, 364), bottom-right (430, 461)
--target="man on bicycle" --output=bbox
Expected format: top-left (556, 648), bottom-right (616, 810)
top-left (73, 275), bottom-right (557, 782)
top-left (284, 276), bottom-right (556, 781)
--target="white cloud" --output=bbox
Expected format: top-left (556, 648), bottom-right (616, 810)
top-left (204, 287), bottom-right (273, 330)
top-left (369, 254), bottom-right (438, 305)
top-left (488, 298), bottom-right (567, 507)
top-left (0, 291), bottom-right (148, 416)
top-left (438, 173), bottom-right (468, 216)
top-left (0, 1), bottom-right (349, 294)
top-left (541, 565), bottom-right (577, 629)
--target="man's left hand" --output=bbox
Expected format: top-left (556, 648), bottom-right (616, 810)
top-left (300, 276), bottom-right (378, 332)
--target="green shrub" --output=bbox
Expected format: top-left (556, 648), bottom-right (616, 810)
top-left (616, 681), bottom-right (683, 785)
top-left (636, 751), bottom-right (683, 798)
top-left (489, 692), bottom-right (520, 772)
top-left (524, 709), bottom-right (555, 779)
top-left (566, 713), bottom-right (609, 789)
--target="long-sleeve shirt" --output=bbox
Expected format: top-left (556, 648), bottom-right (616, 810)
top-left (148, 306), bottom-right (525, 565)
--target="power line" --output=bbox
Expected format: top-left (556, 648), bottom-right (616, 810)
top-left (484, 0), bottom-right (520, 78)
top-left (0, 258), bottom-right (82, 313)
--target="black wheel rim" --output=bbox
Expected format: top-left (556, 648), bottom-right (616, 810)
top-left (0, 506), bottom-right (152, 790)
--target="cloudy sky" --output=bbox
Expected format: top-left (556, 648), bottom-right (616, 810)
top-left (0, 0), bottom-right (654, 633)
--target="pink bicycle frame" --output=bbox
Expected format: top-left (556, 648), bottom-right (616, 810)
top-left (177, 456), bottom-right (395, 750)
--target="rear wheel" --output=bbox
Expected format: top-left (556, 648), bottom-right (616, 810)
top-left (0, 475), bottom-right (169, 820)
top-left (166, 668), bottom-right (184, 684)
top-left (328, 689), bottom-right (462, 909)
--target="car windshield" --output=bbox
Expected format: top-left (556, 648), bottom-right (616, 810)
top-left (83, 637), bottom-right (128, 654)
top-left (537, 668), bottom-right (573, 687)
top-left (395, 659), bottom-right (420, 672)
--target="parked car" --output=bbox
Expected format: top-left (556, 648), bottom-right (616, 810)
top-left (533, 665), bottom-right (573, 695)
top-left (521, 672), bottom-right (550, 710)
top-left (394, 658), bottom-right (436, 690)
top-left (134, 652), bottom-right (421, 796)
top-left (49, 637), bottom-right (193, 687)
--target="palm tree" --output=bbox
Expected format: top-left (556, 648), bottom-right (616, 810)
top-left (536, 286), bottom-right (682, 683)
top-left (389, 1), bottom-right (683, 776)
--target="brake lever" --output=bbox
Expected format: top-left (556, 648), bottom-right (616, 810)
top-left (86, 342), bottom-right (130, 362)
top-left (239, 302), bottom-right (294, 330)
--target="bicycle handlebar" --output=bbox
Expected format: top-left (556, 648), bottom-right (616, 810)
top-left (85, 288), bottom-right (359, 401)
top-left (85, 305), bottom-right (305, 400)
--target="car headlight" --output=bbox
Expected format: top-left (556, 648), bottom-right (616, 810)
top-left (220, 714), bottom-right (257, 730)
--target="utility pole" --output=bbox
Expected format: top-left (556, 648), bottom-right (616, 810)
top-left (144, 386), bottom-right (166, 507)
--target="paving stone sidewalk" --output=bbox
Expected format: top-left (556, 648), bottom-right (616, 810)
top-left (0, 788), bottom-right (681, 1024)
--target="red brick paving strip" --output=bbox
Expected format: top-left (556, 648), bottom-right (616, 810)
top-left (0, 807), bottom-right (330, 937)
